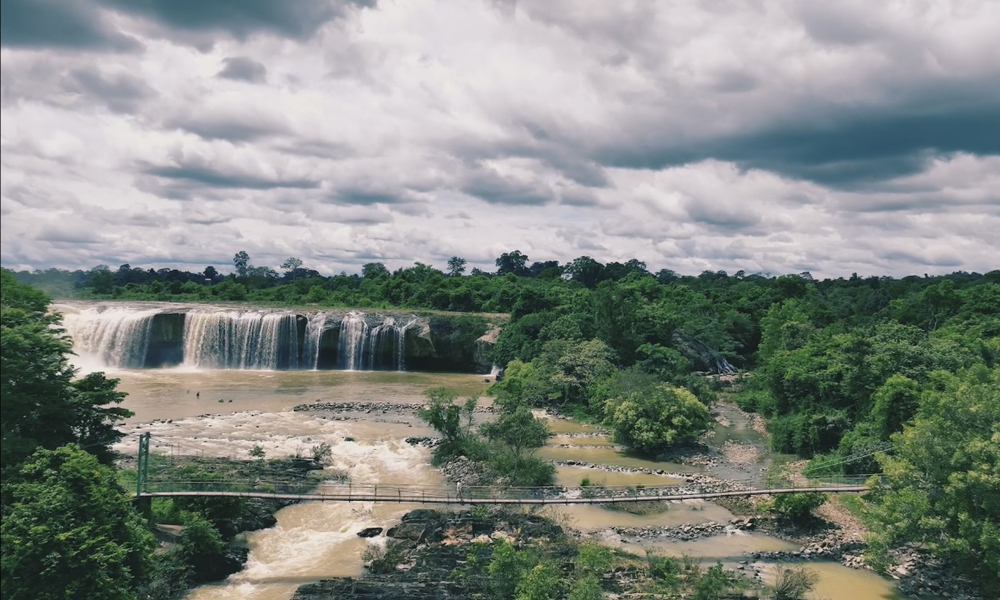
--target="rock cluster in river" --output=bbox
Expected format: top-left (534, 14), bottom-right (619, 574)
top-left (293, 509), bottom-right (567, 600)
top-left (294, 401), bottom-right (497, 415)
top-left (613, 517), bottom-right (759, 541)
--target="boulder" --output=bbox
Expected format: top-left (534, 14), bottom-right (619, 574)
top-left (357, 527), bottom-right (383, 538)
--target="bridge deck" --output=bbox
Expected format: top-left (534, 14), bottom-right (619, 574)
top-left (138, 485), bottom-right (867, 504)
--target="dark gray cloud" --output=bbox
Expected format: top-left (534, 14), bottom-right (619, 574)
top-left (99, 0), bottom-right (375, 41)
top-left (598, 91), bottom-right (1000, 188)
top-left (461, 167), bottom-right (555, 206)
top-left (335, 190), bottom-right (405, 205)
top-left (1, 0), bottom-right (141, 51)
top-left (143, 163), bottom-right (319, 191)
top-left (34, 224), bottom-right (103, 244)
top-left (165, 112), bottom-right (289, 142)
top-left (217, 57), bottom-right (268, 83)
top-left (62, 67), bottom-right (155, 113)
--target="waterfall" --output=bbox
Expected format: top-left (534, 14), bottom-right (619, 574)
top-left (62, 307), bottom-right (159, 368)
top-left (338, 312), bottom-right (369, 370)
top-left (59, 304), bottom-right (419, 372)
top-left (338, 313), bottom-right (414, 371)
top-left (303, 312), bottom-right (330, 370)
top-left (183, 311), bottom-right (301, 370)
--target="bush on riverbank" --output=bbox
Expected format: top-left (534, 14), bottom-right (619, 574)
top-left (445, 508), bottom-right (757, 600)
top-left (420, 388), bottom-right (555, 486)
top-left (769, 493), bottom-right (828, 525)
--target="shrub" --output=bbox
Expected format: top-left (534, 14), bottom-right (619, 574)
top-left (567, 574), bottom-right (604, 600)
top-left (178, 511), bottom-right (225, 559)
top-left (311, 442), bottom-right (333, 464)
top-left (576, 542), bottom-right (613, 574)
top-left (516, 561), bottom-right (561, 600)
top-left (363, 540), bottom-right (406, 574)
top-left (606, 385), bottom-right (710, 454)
top-left (771, 492), bottom-right (827, 524)
top-left (692, 562), bottom-right (735, 600)
top-left (771, 566), bottom-right (819, 600)
top-left (645, 550), bottom-right (681, 583)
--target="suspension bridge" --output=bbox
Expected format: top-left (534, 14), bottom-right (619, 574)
top-left (131, 434), bottom-right (873, 505)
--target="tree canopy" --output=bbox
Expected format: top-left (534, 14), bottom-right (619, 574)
top-left (1, 271), bottom-right (131, 471)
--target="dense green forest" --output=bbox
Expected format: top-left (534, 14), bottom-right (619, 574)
top-left (4, 253), bottom-right (999, 596)
top-left (1, 272), bottom-right (283, 599)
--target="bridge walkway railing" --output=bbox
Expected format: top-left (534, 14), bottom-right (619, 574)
top-left (137, 474), bottom-right (875, 503)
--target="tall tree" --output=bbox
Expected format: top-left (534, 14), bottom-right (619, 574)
top-left (447, 256), bottom-right (467, 277)
top-left (362, 262), bottom-right (390, 279)
top-left (280, 257), bottom-right (304, 272)
top-left (232, 251), bottom-right (250, 277)
top-left (0, 271), bottom-right (132, 470)
top-left (481, 404), bottom-right (549, 481)
top-left (496, 251), bottom-right (529, 276)
top-left (564, 256), bottom-right (604, 289)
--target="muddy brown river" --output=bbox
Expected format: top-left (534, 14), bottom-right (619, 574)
top-left (107, 369), bottom-right (912, 600)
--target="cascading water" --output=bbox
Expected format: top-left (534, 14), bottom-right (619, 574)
top-left (61, 307), bottom-right (160, 368)
top-left (183, 311), bottom-right (301, 370)
top-left (60, 304), bottom-right (420, 372)
top-left (303, 312), bottom-right (330, 370)
top-left (338, 313), bottom-right (414, 371)
top-left (338, 312), bottom-right (369, 370)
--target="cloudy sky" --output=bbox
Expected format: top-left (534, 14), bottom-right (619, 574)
top-left (2, 0), bottom-right (998, 278)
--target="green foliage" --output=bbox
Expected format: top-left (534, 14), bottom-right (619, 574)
top-left (0, 445), bottom-right (154, 600)
top-left (567, 574), bottom-right (604, 600)
top-left (177, 511), bottom-right (225, 559)
top-left (575, 542), bottom-right (613, 574)
top-left (311, 442), bottom-right (333, 464)
top-left (869, 374), bottom-right (920, 439)
top-left (865, 367), bottom-right (1000, 594)
top-left (418, 388), bottom-right (463, 442)
top-left (248, 444), bottom-right (266, 460)
top-left (691, 562), bottom-right (737, 600)
top-left (515, 562), bottom-right (561, 600)
top-left (363, 539), bottom-right (407, 575)
top-left (605, 385), bottom-right (711, 454)
top-left (771, 492), bottom-right (827, 524)
top-left (645, 550), bottom-right (681, 582)
top-left (1, 271), bottom-right (132, 471)
top-left (770, 566), bottom-right (819, 600)
top-left (481, 405), bottom-right (551, 484)
top-left (488, 539), bottom-right (537, 599)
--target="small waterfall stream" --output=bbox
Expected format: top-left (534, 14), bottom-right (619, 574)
top-left (62, 307), bottom-right (160, 368)
top-left (183, 311), bottom-right (302, 370)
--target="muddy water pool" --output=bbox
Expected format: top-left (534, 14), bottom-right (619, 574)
top-left (538, 445), bottom-right (700, 474)
top-left (759, 561), bottom-right (908, 600)
top-left (611, 532), bottom-right (797, 559)
top-left (555, 466), bottom-right (685, 488)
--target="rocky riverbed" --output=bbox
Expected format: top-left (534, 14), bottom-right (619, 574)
top-left (291, 509), bottom-right (572, 600)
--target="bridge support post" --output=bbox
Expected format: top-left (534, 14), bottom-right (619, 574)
top-left (133, 495), bottom-right (153, 524)
top-left (136, 432), bottom-right (151, 496)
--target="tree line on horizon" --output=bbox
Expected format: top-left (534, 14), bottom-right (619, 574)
top-left (1, 253), bottom-right (998, 596)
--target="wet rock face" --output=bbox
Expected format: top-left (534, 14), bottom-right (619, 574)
top-left (189, 547), bottom-right (249, 584)
top-left (145, 312), bottom-right (185, 367)
top-left (404, 318), bottom-right (495, 373)
top-left (671, 331), bottom-right (736, 374)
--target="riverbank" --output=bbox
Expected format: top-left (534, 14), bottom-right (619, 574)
top-left (128, 454), bottom-right (335, 598)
